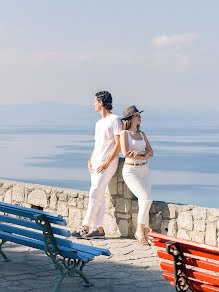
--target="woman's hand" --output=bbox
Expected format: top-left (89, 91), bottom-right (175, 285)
top-left (88, 161), bottom-right (93, 175)
top-left (128, 150), bottom-right (139, 158)
top-left (96, 160), bottom-right (110, 173)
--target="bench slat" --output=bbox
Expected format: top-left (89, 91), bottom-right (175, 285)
top-left (162, 272), bottom-right (219, 292)
top-left (0, 206), bottom-right (66, 226)
top-left (160, 262), bottom-right (219, 286)
top-left (157, 250), bottom-right (219, 273)
top-left (0, 202), bottom-right (61, 218)
top-left (154, 238), bottom-right (219, 262)
top-left (71, 242), bottom-right (111, 256)
top-left (0, 215), bottom-right (71, 237)
top-left (149, 232), bottom-right (219, 255)
top-left (0, 223), bottom-right (73, 249)
top-left (0, 230), bottom-right (92, 261)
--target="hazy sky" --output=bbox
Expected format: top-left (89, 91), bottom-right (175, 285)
top-left (0, 1), bottom-right (219, 108)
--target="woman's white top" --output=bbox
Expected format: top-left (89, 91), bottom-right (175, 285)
top-left (91, 114), bottom-right (123, 168)
top-left (124, 130), bottom-right (147, 164)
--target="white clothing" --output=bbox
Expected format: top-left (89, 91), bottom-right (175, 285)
top-left (91, 114), bottom-right (122, 168)
top-left (83, 114), bottom-right (122, 227)
top-left (124, 131), bottom-right (146, 164)
top-left (83, 158), bottom-right (118, 226)
top-left (122, 130), bottom-right (152, 227)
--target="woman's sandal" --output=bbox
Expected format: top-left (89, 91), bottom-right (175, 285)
top-left (134, 232), bottom-right (150, 246)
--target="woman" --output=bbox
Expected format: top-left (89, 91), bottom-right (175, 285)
top-left (120, 105), bottom-right (153, 246)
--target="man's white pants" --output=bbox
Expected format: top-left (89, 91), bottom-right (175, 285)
top-left (83, 158), bottom-right (118, 227)
top-left (122, 163), bottom-right (152, 228)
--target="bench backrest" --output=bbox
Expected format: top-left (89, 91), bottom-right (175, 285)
top-left (148, 231), bottom-right (219, 292)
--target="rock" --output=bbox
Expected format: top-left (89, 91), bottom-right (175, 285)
top-left (192, 207), bottom-right (207, 220)
top-left (49, 193), bottom-right (57, 210)
top-left (205, 224), bottom-right (217, 246)
top-left (118, 219), bottom-right (128, 237)
top-left (28, 190), bottom-right (47, 208)
top-left (57, 201), bottom-right (69, 216)
top-left (162, 204), bottom-right (177, 219)
top-left (115, 198), bottom-right (130, 213)
top-left (123, 184), bottom-right (134, 199)
top-left (177, 229), bottom-right (191, 240)
top-left (194, 219), bottom-right (206, 232)
top-left (177, 212), bottom-right (193, 231)
top-left (191, 231), bottom-right (205, 243)
top-left (4, 189), bottom-right (12, 204)
top-left (167, 220), bottom-right (177, 237)
top-left (108, 176), bottom-right (117, 195)
top-left (12, 186), bottom-right (25, 203)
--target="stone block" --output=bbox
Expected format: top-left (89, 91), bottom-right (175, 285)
top-left (116, 212), bottom-right (131, 220)
top-left (49, 193), bottom-right (57, 210)
top-left (161, 220), bottom-right (169, 235)
top-left (191, 231), bottom-right (205, 243)
top-left (78, 193), bottom-right (84, 199)
top-left (208, 214), bottom-right (217, 223)
top-left (167, 220), bottom-right (177, 237)
top-left (177, 229), bottom-right (191, 240)
top-left (68, 207), bottom-right (84, 228)
top-left (208, 209), bottom-right (219, 217)
top-left (68, 197), bottom-right (77, 207)
top-left (4, 189), bottom-right (12, 204)
top-left (149, 212), bottom-right (162, 232)
top-left (177, 212), bottom-right (193, 231)
top-left (77, 199), bottom-right (84, 209)
top-left (28, 190), bottom-right (47, 208)
top-left (56, 192), bottom-right (68, 201)
top-left (162, 204), bottom-right (176, 219)
top-left (123, 184), bottom-right (134, 199)
top-left (108, 176), bottom-right (117, 195)
top-left (131, 213), bottom-right (138, 234)
top-left (117, 158), bottom-right (124, 182)
top-left (104, 213), bottom-right (121, 237)
top-left (118, 219), bottom-right (128, 237)
top-left (118, 182), bottom-right (123, 195)
top-left (84, 198), bottom-right (89, 208)
top-left (192, 207), bottom-right (207, 220)
top-left (11, 186), bottom-right (25, 203)
top-left (149, 202), bottom-right (159, 214)
top-left (132, 200), bottom-right (138, 211)
top-left (57, 201), bottom-right (69, 216)
top-left (115, 198), bottom-right (130, 213)
top-left (194, 219), bottom-right (206, 232)
top-left (205, 224), bottom-right (217, 246)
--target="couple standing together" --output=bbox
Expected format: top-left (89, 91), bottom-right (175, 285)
top-left (72, 91), bottom-right (153, 246)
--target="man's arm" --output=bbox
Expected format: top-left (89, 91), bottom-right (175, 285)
top-left (96, 135), bottom-right (120, 173)
top-left (88, 149), bottom-right (94, 175)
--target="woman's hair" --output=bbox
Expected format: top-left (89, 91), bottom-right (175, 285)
top-left (96, 91), bottom-right (113, 110)
top-left (123, 116), bottom-right (140, 131)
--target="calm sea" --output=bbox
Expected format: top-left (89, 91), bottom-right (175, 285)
top-left (0, 103), bottom-right (218, 208)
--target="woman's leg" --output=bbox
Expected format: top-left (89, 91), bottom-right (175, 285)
top-left (123, 165), bottom-right (152, 245)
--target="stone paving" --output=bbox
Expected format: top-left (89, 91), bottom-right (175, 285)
top-left (0, 237), bottom-right (175, 292)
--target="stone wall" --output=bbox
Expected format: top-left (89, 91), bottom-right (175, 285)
top-left (0, 158), bottom-right (219, 246)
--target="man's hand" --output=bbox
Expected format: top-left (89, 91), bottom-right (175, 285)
top-left (88, 161), bottom-right (93, 175)
top-left (96, 160), bottom-right (110, 173)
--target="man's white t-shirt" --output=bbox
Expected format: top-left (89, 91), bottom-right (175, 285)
top-left (91, 114), bottom-right (123, 168)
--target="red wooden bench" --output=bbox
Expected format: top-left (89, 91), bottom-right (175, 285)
top-left (148, 231), bottom-right (219, 292)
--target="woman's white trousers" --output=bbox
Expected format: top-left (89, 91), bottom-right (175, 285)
top-left (122, 163), bottom-right (152, 227)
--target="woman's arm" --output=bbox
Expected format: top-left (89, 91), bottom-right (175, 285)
top-left (142, 132), bottom-right (154, 159)
top-left (120, 130), bottom-right (146, 160)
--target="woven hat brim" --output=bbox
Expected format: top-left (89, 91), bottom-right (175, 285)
top-left (122, 110), bottom-right (144, 120)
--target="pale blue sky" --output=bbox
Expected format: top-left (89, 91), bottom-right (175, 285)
top-left (0, 1), bottom-right (219, 108)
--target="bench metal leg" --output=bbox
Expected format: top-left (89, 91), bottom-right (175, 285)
top-left (34, 214), bottom-right (93, 292)
top-left (0, 239), bottom-right (10, 262)
top-left (166, 241), bottom-right (191, 292)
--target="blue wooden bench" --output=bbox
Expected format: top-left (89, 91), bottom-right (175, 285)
top-left (0, 202), bottom-right (111, 292)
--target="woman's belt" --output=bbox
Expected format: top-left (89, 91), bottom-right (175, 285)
top-left (124, 162), bottom-right (146, 166)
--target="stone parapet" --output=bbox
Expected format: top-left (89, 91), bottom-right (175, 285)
top-left (0, 158), bottom-right (218, 245)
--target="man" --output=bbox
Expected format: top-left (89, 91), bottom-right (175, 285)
top-left (72, 91), bottom-right (122, 239)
